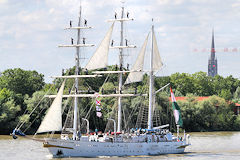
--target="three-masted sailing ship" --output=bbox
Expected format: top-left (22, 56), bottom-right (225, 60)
top-left (13, 2), bottom-right (190, 157)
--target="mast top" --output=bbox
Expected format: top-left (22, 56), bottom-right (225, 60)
top-left (151, 18), bottom-right (154, 28)
top-left (79, 0), bottom-right (82, 14)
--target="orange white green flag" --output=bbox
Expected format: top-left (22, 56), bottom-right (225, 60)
top-left (170, 87), bottom-right (183, 127)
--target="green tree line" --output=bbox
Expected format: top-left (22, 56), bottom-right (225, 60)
top-left (0, 68), bottom-right (239, 134)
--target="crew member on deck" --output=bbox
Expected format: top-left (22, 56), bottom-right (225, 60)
top-left (95, 128), bottom-right (98, 135)
top-left (70, 20), bottom-right (72, 27)
top-left (84, 19), bottom-right (87, 26)
top-left (125, 39), bottom-right (128, 46)
top-left (71, 38), bottom-right (74, 45)
top-left (115, 12), bottom-right (117, 19)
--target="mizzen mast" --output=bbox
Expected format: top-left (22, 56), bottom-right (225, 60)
top-left (148, 21), bottom-right (154, 130)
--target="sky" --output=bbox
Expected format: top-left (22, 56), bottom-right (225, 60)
top-left (0, 0), bottom-right (240, 83)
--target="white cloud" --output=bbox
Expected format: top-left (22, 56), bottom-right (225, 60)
top-left (157, 0), bottom-right (170, 5)
top-left (232, 0), bottom-right (240, 7)
top-left (0, 0), bottom-right (7, 4)
top-left (173, 0), bottom-right (184, 5)
top-left (0, 0), bottom-right (240, 82)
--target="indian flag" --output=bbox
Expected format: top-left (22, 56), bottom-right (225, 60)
top-left (170, 87), bottom-right (183, 127)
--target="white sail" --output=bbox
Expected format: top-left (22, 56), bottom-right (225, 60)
top-left (152, 30), bottom-right (163, 71)
top-left (85, 23), bottom-right (115, 70)
top-left (124, 33), bottom-right (150, 84)
top-left (37, 80), bottom-right (65, 133)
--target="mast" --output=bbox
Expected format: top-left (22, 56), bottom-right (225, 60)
top-left (73, 5), bottom-right (81, 140)
top-left (117, 6), bottom-right (124, 133)
top-left (99, 2), bottom-right (135, 132)
top-left (148, 22), bottom-right (154, 130)
top-left (58, 2), bottom-right (94, 140)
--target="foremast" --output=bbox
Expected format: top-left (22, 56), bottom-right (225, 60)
top-left (59, 4), bottom-right (94, 140)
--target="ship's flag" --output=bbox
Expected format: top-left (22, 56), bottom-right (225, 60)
top-left (96, 112), bottom-right (102, 118)
top-left (170, 87), bottom-right (183, 127)
top-left (95, 93), bottom-right (102, 117)
top-left (95, 93), bottom-right (101, 106)
top-left (96, 99), bottom-right (101, 105)
top-left (96, 106), bottom-right (101, 111)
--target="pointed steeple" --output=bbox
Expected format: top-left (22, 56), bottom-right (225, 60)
top-left (211, 28), bottom-right (215, 60)
top-left (208, 28), bottom-right (218, 77)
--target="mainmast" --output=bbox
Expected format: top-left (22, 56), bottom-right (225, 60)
top-left (73, 5), bottom-right (81, 140)
top-left (112, 3), bottom-right (135, 132)
top-left (148, 22), bottom-right (154, 130)
top-left (117, 6), bottom-right (124, 133)
top-left (107, 2), bottom-right (136, 132)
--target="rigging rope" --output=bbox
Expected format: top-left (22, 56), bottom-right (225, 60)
top-left (23, 82), bottom-right (72, 134)
top-left (104, 101), bottom-right (117, 133)
top-left (16, 85), bottom-right (54, 130)
top-left (62, 83), bottom-right (75, 115)
top-left (80, 73), bottom-right (110, 126)
top-left (62, 101), bottom-right (74, 134)
top-left (23, 98), bottom-right (51, 133)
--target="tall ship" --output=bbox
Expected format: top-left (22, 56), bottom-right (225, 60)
top-left (12, 2), bottom-right (190, 157)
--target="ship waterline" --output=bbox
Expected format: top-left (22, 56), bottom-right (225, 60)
top-left (44, 138), bottom-right (188, 157)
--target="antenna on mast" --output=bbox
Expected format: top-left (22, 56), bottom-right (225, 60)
top-left (121, 0), bottom-right (125, 6)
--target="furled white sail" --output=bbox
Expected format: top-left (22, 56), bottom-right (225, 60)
top-left (85, 22), bottom-right (115, 70)
top-left (124, 33), bottom-right (150, 84)
top-left (152, 30), bottom-right (163, 71)
top-left (37, 80), bottom-right (65, 133)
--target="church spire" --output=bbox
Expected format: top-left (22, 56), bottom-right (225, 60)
top-left (208, 28), bottom-right (218, 77)
top-left (211, 28), bottom-right (215, 60)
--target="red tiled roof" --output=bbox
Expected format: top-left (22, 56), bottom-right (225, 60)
top-left (169, 96), bottom-right (209, 101)
top-left (169, 96), bottom-right (240, 107)
top-left (235, 103), bottom-right (240, 106)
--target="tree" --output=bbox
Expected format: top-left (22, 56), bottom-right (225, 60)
top-left (234, 86), bottom-right (240, 100)
top-left (219, 89), bottom-right (232, 100)
top-left (20, 90), bottom-right (53, 134)
top-left (0, 68), bottom-right (45, 96)
top-left (0, 88), bottom-right (21, 134)
top-left (170, 72), bottom-right (194, 95)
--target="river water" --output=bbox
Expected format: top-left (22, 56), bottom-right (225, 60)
top-left (0, 132), bottom-right (240, 160)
